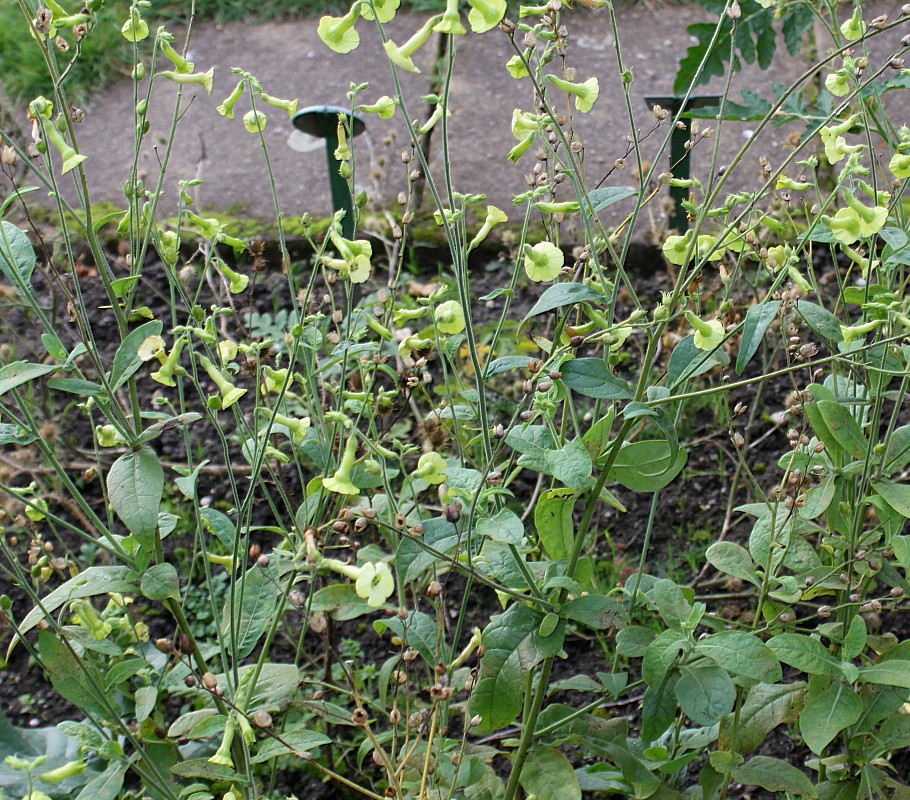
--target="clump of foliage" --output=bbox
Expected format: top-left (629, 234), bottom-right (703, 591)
top-left (1, 1), bottom-right (910, 800)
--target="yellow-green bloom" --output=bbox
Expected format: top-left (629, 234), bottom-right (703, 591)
top-left (383, 15), bottom-right (441, 73)
top-left (467, 0), bottom-right (506, 33)
top-left (523, 241), bottom-right (564, 281)
top-left (686, 311), bottom-right (725, 351)
top-left (546, 74), bottom-right (599, 112)
top-left (121, 6), bottom-right (149, 41)
top-left (415, 451), bottom-right (448, 484)
top-left (839, 7), bottom-right (866, 40)
top-left (317, 3), bottom-right (362, 54)
top-left (359, 95), bottom-right (396, 119)
top-left (889, 152), bottom-right (910, 179)
top-left (323, 435), bottom-right (360, 495)
top-left (825, 71), bottom-right (851, 97)
top-left (159, 68), bottom-right (214, 94)
top-left (261, 93), bottom-right (298, 119)
top-left (158, 30), bottom-right (194, 73)
top-left (506, 54), bottom-right (530, 79)
top-left (355, 561), bottom-right (395, 607)
top-left (435, 300), bottom-right (465, 334)
top-left (243, 109), bottom-right (267, 133)
top-left (217, 80), bottom-right (245, 118)
top-left (827, 188), bottom-right (887, 244)
top-left (469, 204), bottom-right (508, 249)
top-left (434, 0), bottom-right (467, 34)
top-left (359, 0), bottom-right (399, 22)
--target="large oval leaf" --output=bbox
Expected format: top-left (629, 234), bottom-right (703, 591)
top-left (107, 446), bottom-right (164, 545)
top-left (561, 358), bottom-right (632, 400)
top-left (0, 221), bottom-right (36, 293)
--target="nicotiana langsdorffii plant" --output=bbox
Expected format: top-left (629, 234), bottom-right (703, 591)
top-left (1, 0), bottom-right (910, 799)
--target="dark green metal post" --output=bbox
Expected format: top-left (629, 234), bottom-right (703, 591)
top-left (644, 95), bottom-right (722, 232)
top-left (293, 106), bottom-right (366, 239)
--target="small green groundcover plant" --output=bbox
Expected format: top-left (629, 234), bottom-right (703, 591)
top-left (1, 0), bottom-right (910, 799)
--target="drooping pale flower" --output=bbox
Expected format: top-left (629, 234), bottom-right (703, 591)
top-left (827, 189), bottom-right (888, 244)
top-left (509, 109), bottom-right (539, 162)
top-left (30, 97), bottom-right (86, 174)
top-left (466, 0), bottom-right (507, 33)
top-left (383, 14), bottom-right (442, 73)
top-left (523, 241), bottom-right (564, 281)
top-left (469, 205), bottom-right (508, 249)
top-left (890, 152), bottom-right (910, 179)
top-left (435, 300), bottom-right (465, 334)
top-left (217, 80), bottom-right (245, 118)
top-left (198, 355), bottom-right (246, 409)
top-left (317, 3), bottom-right (363, 54)
top-left (323, 435), bottom-right (360, 495)
top-left (138, 335), bottom-right (165, 361)
top-left (415, 451), bottom-right (448, 484)
top-left (662, 232), bottom-right (692, 265)
top-left (825, 71), bottom-right (851, 97)
top-left (686, 311), bottom-right (725, 351)
top-left (545, 74), bottom-right (600, 112)
top-left (158, 30), bottom-right (194, 73)
top-left (260, 93), bottom-right (298, 119)
top-left (212, 257), bottom-right (249, 293)
top-left (243, 109), bottom-right (267, 133)
top-left (355, 562), bottom-right (395, 607)
top-left (506, 54), bottom-right (530, 78)
top-left (326, 232), bottom-right (373, 283)
top-left (839, 7), bottom-right (866, 40)
top-left (359, 0), bottom-right (400, 22)
top-left (358, 95), bottom-right (396, 119)
top-left (158, 68), bottom-right (215, 94)
top-left (434, 0), bottom-right (467, 34)
top-left (121, 6), bottom-right (149, 41)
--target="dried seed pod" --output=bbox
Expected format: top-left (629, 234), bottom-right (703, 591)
top-left (351, 708), bottom-right (369, 725)
top-left (202, 672), bottom-right (218, 690)
top-left (253, 710), bottom-right (272, 728)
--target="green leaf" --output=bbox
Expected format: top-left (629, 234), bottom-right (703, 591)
top-left (767, 634), bottom-right (838, 675)
top-left (675, 665), bottom-right (736, 725)
top-left (107, 446), bottom-right (164, 546)
top-left (719, 681), bottom-right (805, 754)
top-left (73, 764), bottom-right (127, 800)
top-left (535, 488), bottom-right (576, 560)
top-left (46, 378), bottom-right (106, 397)
top-left (483, 356), bottom-right (531, 380)
top-left (171, 759), bottom-right (246, 783)
top-left (816, 400), bottom-right (868, 459)
top-left (251, 729), bottom-right (331, 763)
top-left (583, 187), bottom-right (638, 216)
top-left (519, 746), bottom-right (581, 800)
top-left (705, 541), bottom-right (761, 587)
top-left (221, 564), bottom-right (282, 659)
top-left (642, 629), bottom-right (687, 687)
top-left (519, 283), bottom-right (605, 333)
top-left (731, 756), bottom-right (817, 798)
top-left (471, 603), bottom-right (542, 729)
top-left (13, 566), bottom-right (139, 646)
top-left (736, 301), bottom-right (781, 374)
top-left (109, 319), bottom-right (163, 392)
top-left (477, 508), bottom-right (525, 545)
top-left (141, 563), bottom-right (180, 601)
top-left (546, 438), bottom-right (593, 490)
top-left (667, 334), bottom-right (729, 388)
top-left (799, 683), bottom-right (862, 754)
top-left (561, 594), bottom-right (627, 630)
top-left (610, 440), bottom-right (688, 492)
top-left (0, 423), bottom-right (38, 445)
top-left (0, 221), bottom-right (36, 293)
top-left (642, 680), bottom-right (679, 742)
top-left (135, 686), bottom-right (157, 724)
top-left (877, 714), bottom-right (910, 753)
top-left (794, 300), bottom-right (843, 343)
top-left (111, 275), bottom-right (140, 298)
top-left (561, 358), bottom-right (633, 400)
top-left (38, 630), bottom-right (109, 719)
top-left (615, 626), bottom-right (655, 657)
top-left (842, 615), bottom-right (866, 660)
top-left (0, 361), bottom-right (58, 398)
top-left (374, 611), bottom-right (438, 666)
top-left (695, 631), bottom-right (782, 683)
top-left (857, 660), bottom-right (910, 689)
top-left (135, 412), bottom-right (203, 446)
top-left (872, 481), bottom-right (910, 518)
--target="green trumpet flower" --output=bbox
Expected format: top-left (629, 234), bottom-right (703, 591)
top-left (157, 30), bottom-right (194, 73)
top-left (523, 241), bottom-right (564, 282)
top-left (209, 715), bottom-right (237, 767)
top-left (158, 68), bottom-right (214, 94)
top-left (545, 74), bottom-right (600, 112)
top-left (383, 14), bottom-right (443, 73)
top-left (260, 92), bottom-right (298, 119)
top-left (435, 300), bottom-right (466, 334)
top-left (323, 435), bottom-right (360, 495)
top-left (243, 109), bottom-right (267, 133)
top-left (198, 354), bottom-right (246, 409)
top-left (217, 80), bottom-right (246, 118)
top-left (469, 204), bottom-right (508, 249)
top-left (38, 116), bottom-right (86, 175)
top-left (212, 257), bottom-right (249, 294)
top-left (317, 2), bottom-right (363, 54)
top-left (269, 412), bottom-right (311, 442)
top-left (434, 0), bottom-right (466, 34)
top-left (121, 5), bottom-right (149, 42)
top-left (359, 0), bottom-right (399, 22)
top-left (467, 0), bottom-right (506, 33)
top-left (150, 337), bottom-right (186, 387)
top-left (358, 95), bottom-right (396, 119)
top-left (686, 311), bottom-right (725, 351)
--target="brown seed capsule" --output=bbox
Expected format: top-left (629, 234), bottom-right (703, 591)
top-left (849, 593), bottom-right (861, 603)
top-left (184, 674), bottom-right (198, 687)
top-left (202, 672), bottom-right (218, 690)
top-left (778, 611), bottom-right (795, 624)
top-left (249, 543), bottom-right (262, 559)
top-left (445, 502), bottom-right (462, 523)
top-left (389, 708), bottom-right (401, 724)
top-left (154, 637), bottom-right (174, 654)
top-left (253, 710), bottom-right (272, 728)
top-left (257, 554), bottom-right (270, 568)
top-left (427, 580), bottom-right (443, 598)
top-left (817, 605), bottom-right (832, 618)
top-left (351, 708), bottom-right (369, 725)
